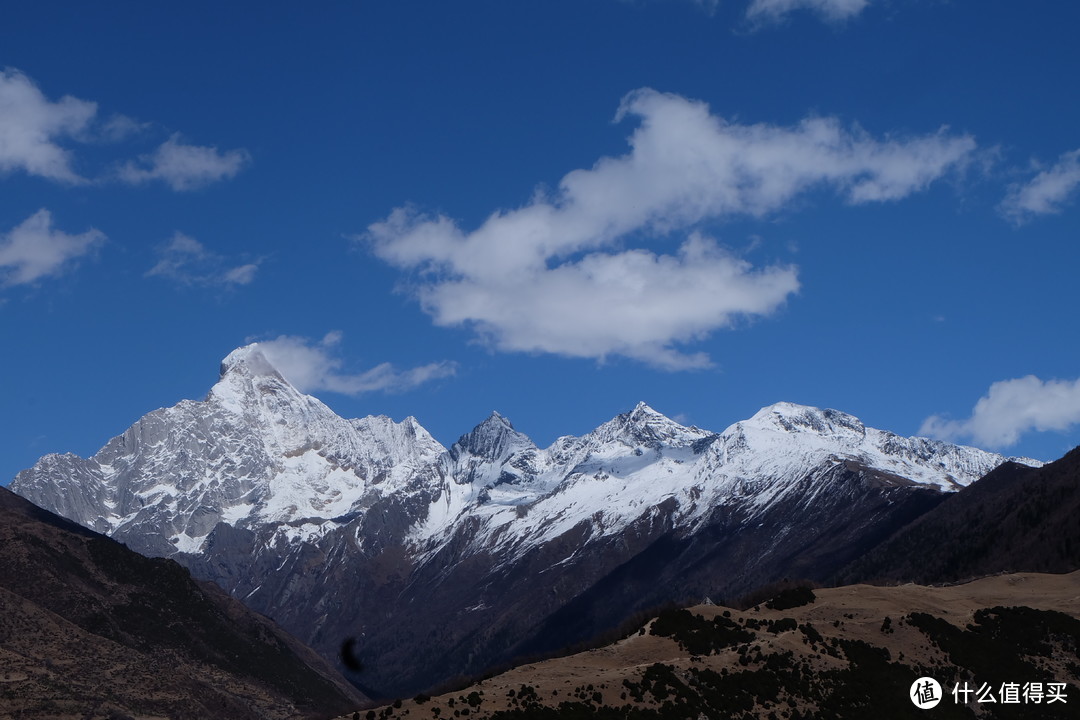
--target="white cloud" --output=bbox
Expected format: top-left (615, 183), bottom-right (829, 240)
top-left (146, 232), bottom-right (259, 287)
top-left (256, 332), bottom-right (457, 395)
top-left (0, 209), bottom-right (104, 286)
top-left (920, 375), bottom-right (1080, 449)
top-left (118, 133), bottom-right (249, 191)
top-left (1001, 149), bottom-right (1080, 222)
top-left (0, 68), bottom-right (97, 183)
top-left (367, 88), bottom-right (975, 369)
top-left (0, 69), bottom-right (245, 190)
top-left (746, 0), bottom-right (870, 22)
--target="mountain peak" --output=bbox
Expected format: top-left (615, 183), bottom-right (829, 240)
top-left (624, 401), bottom-right (682, 429)
top-left (629, 400), bottom-right (662, 418)
top-left (219, 343), bottom-right (283, 381)
top-left (481, 410), bottom-right (513, 429)
top-left (209, 343), bottom-right (308, 417)
top-left (748, 402), bottom-right (866, 438)
top-left (452, 411), bottom-right (536, 462)
top-left (592, 401), bottom-right (706, 448)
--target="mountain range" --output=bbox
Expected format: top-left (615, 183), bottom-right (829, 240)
top-left (10, 344), bottom-right (1042, 698)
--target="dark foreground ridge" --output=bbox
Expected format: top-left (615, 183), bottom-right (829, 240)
top-left (838, 445), bottom-right (1080, 585)
top-left (0, 486), bottom-right (366, 720)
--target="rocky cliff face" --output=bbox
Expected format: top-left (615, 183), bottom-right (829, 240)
top-left (10, 344), bottom-right (1037, 697)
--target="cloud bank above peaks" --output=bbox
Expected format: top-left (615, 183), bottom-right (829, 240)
top-left (921, 375), bottom-right (1080, 449)
top-left (255, 332), bottom-right (457, 396)
top-left (367, 88), bottom-right (976, 370)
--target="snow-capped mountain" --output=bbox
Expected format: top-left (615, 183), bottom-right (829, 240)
top-left (10, 344), bottom-right (1038, 697)
top-left (415, 399), bottom-right (1025, 562)
top-left (14, 345), bottom-right (446, 555)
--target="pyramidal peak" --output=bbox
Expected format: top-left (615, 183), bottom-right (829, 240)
top-left (209, 343), bottom-right (308, 417)
top-left (624, 401), bottom-right (708, 433)
top-left (480, 410), bottom-right (513, 429)
top-left (452, 410), bottom-right (536, 462)
top-left (219, 343), bottom-right (285, 381)
top-left (594, 401), bottom-right (709, 448)
top-left (461, 411), bottom-right (520, 443)
top-left (627, 400), bottom-right (667, 422)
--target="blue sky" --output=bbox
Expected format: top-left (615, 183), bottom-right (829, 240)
top-left (3, 0), bottom-right (1080, 484)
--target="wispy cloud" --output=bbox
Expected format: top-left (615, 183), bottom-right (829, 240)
top-left (146, 232), bottom-right (260, 287)
top-left (118, 134), bottom-right (249, 191)
top-left (0, 68), bottom-right (97, 183)
top-left (367, 88), bottom-right (975, 370)
top-left (746, 0), bottom-right (870, 23)
top-left (920, 375), bottom-right (1080, 449)
top-left (0, 209), bottom-right (105, 286)
top-left (221, 263), bottom-right (259, 285)
top-left (256, 332), bottom-right (457, 395)
top-left (97, 113), bottom-right (151, 143)
top-left (1000, 149), bottom-right (1080, 223)
top-left (0, 68), bottom-right (246, 191)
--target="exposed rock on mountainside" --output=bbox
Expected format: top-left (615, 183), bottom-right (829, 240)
top-left (0, 486), bottom-right (365, 720)
top-left (10, 344), bottom-right (1039, 697)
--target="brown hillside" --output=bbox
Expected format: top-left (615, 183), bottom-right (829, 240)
top-left (0, 486), bottom-right (366, 720)
top-left (347, 572), bottom-right (1080, 720)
